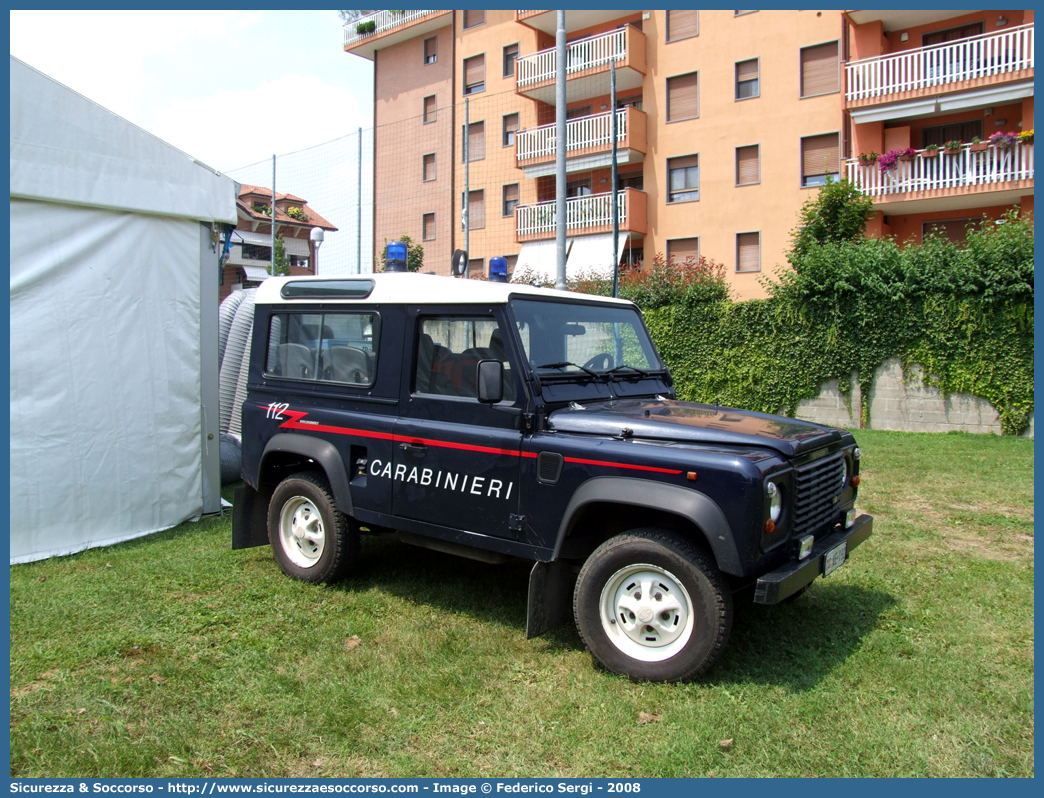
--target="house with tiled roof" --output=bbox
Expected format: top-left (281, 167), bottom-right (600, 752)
top-left (221, 184), bottom-right (339, 301)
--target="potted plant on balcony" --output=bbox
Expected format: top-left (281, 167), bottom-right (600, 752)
top-left (1019, 129), bottom-right (1033, 144)
top-left (858, 151), bottom-right (879, 164)
top-left (923, 143), bottom-right (941, 158)
top-left (877, 149), bottom-right (900, 172)
top-left (897, 147), bottom-right (917, 162)
top-left (944, 140), bottom-right (963, 154)
top-left (988, 131), bottom-right (1019, 150)
top-left (969, 136), bottom-right (988, 152)
top-left (356, 19), bottom-right (377, 35)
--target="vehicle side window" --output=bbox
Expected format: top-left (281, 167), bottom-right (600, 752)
top-left (265, 312), bottom-right (379, 386)
top-left (415, 316), bottom-right (515, 401)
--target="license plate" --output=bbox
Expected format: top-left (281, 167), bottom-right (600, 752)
top-left (823, 542), bottom-right (847, 577)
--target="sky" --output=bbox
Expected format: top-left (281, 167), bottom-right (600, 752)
top-left (9, 10), bottom-right (375, 174)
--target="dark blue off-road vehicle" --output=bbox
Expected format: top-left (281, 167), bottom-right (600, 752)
top-left (233, 273), bottom-right (872, 681)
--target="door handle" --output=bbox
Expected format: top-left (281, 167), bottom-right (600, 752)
top-left (399, 442), bottom-right (428, 454)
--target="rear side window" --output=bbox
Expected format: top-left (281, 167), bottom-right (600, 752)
top-left (265, 312), bottom-right (379, 386)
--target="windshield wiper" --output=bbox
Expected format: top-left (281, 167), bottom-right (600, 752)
top-left (604, 364), bottom-right (650, 378)
top-left (537, 361), bottom-right (600, 378)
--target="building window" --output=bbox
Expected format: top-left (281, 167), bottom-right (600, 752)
top-left (735, 59), bottom-right (759, 100)
top-left (463, 54), bottom-right (485, 95)
top-left (503, 43), bottom-right (519, 78)
top-left (422, 153), bottom-right (436, 182)
top-left (922, 120), bottom-right (983, 148)
top-left (922, 217), bottom-right (983, 244)
top-left (503, 184), bottom-right (520, 217)
top-left (666, 72), bottom-right (699, 122)
top-left (424, 36), bottom-right (437, 65)
top-left (619, 171), bottom-right (644, 190)
top-left (667, 237), bottom-right (699, 266)
top-left (463, 120), bottom-right (485, 162)
top-left (241, 243), bottom-right (271, 261)
top-left (463, 10), bottom-right (485, 29)
top-left (922, 22), bottom-right (984, 47)
top-left (800, 41), bottom-right (839, 98)
top-left (801, 133), bottom-right (840, 186)
top-left (667, 155), bottom-right (699, 203)
top-left (736, 232), bottom-right (760, 272)
top-left (463, 189), bottom-right (485, 230)
top-left (503, 113), bottom-right (519, 147)
top-left (566, 179), bottom-right (592, 198)
top-left (423, 213), bottom-right (436, 241)
top-left (666, 10), bottom-right (698, 42)
top-left (736, 145), bottom-right (760, 185)
top-left (566, 104), bottom-right (592, 120)
top-left (423, 95), bottom-right (437, 124)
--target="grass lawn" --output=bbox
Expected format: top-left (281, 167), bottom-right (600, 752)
top-left (9, 429), bottom-right (1034, 778)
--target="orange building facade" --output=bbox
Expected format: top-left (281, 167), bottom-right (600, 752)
top-left (345, 9), bottom-right (1034, 300)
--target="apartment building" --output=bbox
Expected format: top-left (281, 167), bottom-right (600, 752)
top-left (344, 9), bottom-right (1034, 300)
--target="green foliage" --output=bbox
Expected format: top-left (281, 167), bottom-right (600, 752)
top-left (251, 202), bottom-right (272, 216)
top-left (379, 232), bottom-right (424, 273)
top-left (272, 235), bottom-right (290, 276)
top-left (789, 177), bottom-right (875, 260)
top-left (285, 206), bottom-right (308, 222)
top-left (643, 209), bottom-right (1033, 435)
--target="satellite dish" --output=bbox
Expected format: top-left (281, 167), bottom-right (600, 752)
top-left (451, 249), bottom-right (468, 277)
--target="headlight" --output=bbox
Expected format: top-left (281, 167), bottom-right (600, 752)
top-left (766, 481), bottom-right (782, 522)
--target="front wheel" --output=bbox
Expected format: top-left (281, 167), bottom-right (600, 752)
top-left (573, 529), bottom-right (732, 682)
top-left (268, 472), bottom-right (359, 584)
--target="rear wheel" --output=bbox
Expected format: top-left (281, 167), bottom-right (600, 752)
top-left (573, 528), bottom-right (732, 682)
top-left (268, 472), bottom-right (358, 584)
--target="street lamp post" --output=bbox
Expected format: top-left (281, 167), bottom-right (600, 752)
top-left (310, 227), bottom-right (325, 274)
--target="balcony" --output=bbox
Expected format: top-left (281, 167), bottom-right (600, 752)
top-left (342, 10), bottom-right (451, 60)
top-left (516, 27), bottom-right (646, 105)
top-left (515, 107), bottom-right (647, 177)
top-left (846, 24), bottom-right (1034, 106)
top-left (515, 188), bottom-right (647, 242)
top-left (845, 141), bottom-right (1034, 214)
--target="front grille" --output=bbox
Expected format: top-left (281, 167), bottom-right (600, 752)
top-left (792, 452), bottom-right (845, 536)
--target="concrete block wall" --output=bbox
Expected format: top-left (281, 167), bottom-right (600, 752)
top-left (796, 358), bottom-right (1034, 438)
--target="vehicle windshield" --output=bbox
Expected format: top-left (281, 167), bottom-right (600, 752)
top-left (510, 299), bottom-right (663, 377)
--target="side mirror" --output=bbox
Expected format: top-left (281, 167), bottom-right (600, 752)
top-left (476, 359), bottom-right (504, 404)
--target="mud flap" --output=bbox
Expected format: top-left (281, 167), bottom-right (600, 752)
top-left (231, 483), bottom-right (273, 550)
top-left (526, 560), bottom-right (573, 639)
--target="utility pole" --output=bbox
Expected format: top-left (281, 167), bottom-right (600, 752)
top-left (463, 96), bottom-right (470, 278)
top-left (270, 155), bottom-right (276, 276)
top-left (610, 61), bottom-right (620, 298)
top-left (555, 9), bottom-right (567, 291)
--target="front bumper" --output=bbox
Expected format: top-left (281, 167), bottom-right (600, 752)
top-left (754, 513), bottom-right (873, 604)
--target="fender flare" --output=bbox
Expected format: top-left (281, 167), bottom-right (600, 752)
top-left (260, 433), bottom-right (354, 516)
top-left (553, 476), bottom-right (742, 576)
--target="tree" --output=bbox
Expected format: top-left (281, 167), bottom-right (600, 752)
top-left (789, 177), bottom-right (875, 260)
top-left (272, 235), bottom-right (290, 277)
top-left (338, 11), bottom-right (377, 23)
top-left (378, 232), bottom-right (424, 273)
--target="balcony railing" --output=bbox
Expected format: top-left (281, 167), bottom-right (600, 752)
top-left (342, 10), bottom-right (439, 48)
top-left (517, 29), bottom-right (626, 88)
top-left (516, 191), bottom-right (629, 238)
top-left (846, 24), bottom-right (1034, 102)
top-left (516, 109), bottom-right (628, 163)
top-left (845, 141), bottom-right (1034, 198)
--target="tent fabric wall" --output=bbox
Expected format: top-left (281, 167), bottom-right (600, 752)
top-left (10, 201), bottom-right (204, 563)
top-left (9, 56), bottom-right (237, 564)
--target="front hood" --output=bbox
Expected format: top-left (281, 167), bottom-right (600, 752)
top-left (547, 398), bottom-right (841, 457)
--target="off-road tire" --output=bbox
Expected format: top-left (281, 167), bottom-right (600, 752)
top-left (573, 528), bottom-right (732, 682)
top-left (268, 472), bottom-right (359, 584)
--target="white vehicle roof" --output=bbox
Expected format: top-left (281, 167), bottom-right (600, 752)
top-left (254, 272), bottom-right (635, 307)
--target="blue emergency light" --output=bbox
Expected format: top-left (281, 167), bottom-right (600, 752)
top-left (385, 241), bottom-right (408, 272)
top-left (489, 256), bottom-right (508, 283)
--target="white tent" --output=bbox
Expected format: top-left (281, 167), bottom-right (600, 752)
top-left (9, 57), bottom-right (238, 563)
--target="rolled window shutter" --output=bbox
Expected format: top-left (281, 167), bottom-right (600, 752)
top-left (736, 59), bottom-right (758, 81)
top-left (667, 10), bottom-right (698, 41)
top-left (465, 55), bottom-right (485, 87)
top-left (801, 42), bottom-right (839, 96)
top-left (737, 146), bottom-right (759, 184)
top-left (802, 134), bottom-right (839, 178)
top-left (423, 213), bottom-right (435, 240)
top-left (469, 190), bottom-right (485, 229)
top-left (737, 232), bottom-right (760, 272)
top-left (668, 237), bottom-right (699, 264)
top-left (468, 121), bottom-right (485, 161)
top-left (667, 73), bottom-right (699, 121)
top-left (669, 154), bottom-right (699, 171)
top-left (464, 10), bottom-right (485, 28)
